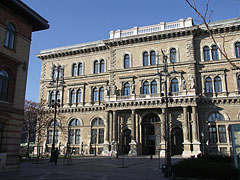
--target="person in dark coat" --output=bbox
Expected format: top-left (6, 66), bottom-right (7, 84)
top-left (53, 148), bottom-right (59, 165)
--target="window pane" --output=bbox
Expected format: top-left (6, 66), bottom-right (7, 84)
top-left (72, 64), bottom-right (77, 76)
top-left (151, 81), bottom-right (157, 94)
top-left (209, 125), bottom-right (217, 143)
top-left (77, 90), bottom-right (81, 103)
top-left (75, 129), bottom-right (80, 144)
top-left (214, 76), bottom-right (222, 93)
top-left (203, 46), bottom-right (210, 61)
top-left (100, 60), bottom-right (105, 73)
top-left (124, 83), bottom-right (130, 96)
top-left (99, 87), bottom-right (104, 101)
top-left (205, 77), bottom-right (213, 93)
top-left (98, 128), bottom-right (104, 144)
top-left (124, 54), bottom-right (130, 68)
top-left (218, 125), bottom-right (227, 143)
top-left (0, 70), bottom-right (9, 101)
top-left (78, 63), bottom-right (83, 75)
top-left (5, 23), bottom-right (15, 49)
top-left (94, 61), bottom-right (98, 74)
top-left (150, 51), bottom-right (156, 65)
top-left (170, 48), bottom-right (177, 63)
top-left (143, 81), bottom-right (149, 94)
top-left (69, 129), bottom-right (74, 144)
top-left (93, 88), bottom-right (98, 102)
top-left (91, 129), bottom-right (97, 144)
top-left (211, 45), bottom-right (219, 60)
top-left (171, 78), bottom-right (179, 92)
top-left (143, 52), bottom-right (148, 66)
top-left (55, 130), bottom-right (58, 143)
top-left (71, 90), bottom-right (76, 103)
top-left (235, 42), bottom-right (240, 58)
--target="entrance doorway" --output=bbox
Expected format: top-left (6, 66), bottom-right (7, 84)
top-left (142, 113), bottom-right (160, 155)
top-left (122, 129), bottom-right (131, 154)
top-left (171, 127), bottom-right (183, 155)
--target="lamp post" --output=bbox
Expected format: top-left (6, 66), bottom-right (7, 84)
top-left (50, 64), bottom-right (64, 162)
top-left (157, 50), bottom-right (172, 177)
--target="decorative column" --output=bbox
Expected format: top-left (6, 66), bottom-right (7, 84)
top-left (192, 106), bottom-right (201, 156)
top-left (102, 111), bottom-right (110, 156)
top-left (129, 109), bottom-right (138, 156)
top-left (160, 108), bottom-right (166, 157)
top-left (111, 110), bottom-right (117, 156)
top-left (182, 106), bottom-right (191, 157)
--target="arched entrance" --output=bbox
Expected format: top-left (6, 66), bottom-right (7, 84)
top-left (171, 127), bottom-right (183, 155)
top-left (142, 113), bottom-right (160, 155)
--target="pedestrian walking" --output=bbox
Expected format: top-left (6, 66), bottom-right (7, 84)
top-left (53, 148), bottom-right (59, 166)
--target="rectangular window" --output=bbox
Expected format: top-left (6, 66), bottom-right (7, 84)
top-left (75, 129), bottom-right (80, 144)
top-left (98, 128), bottom-right (104, 144)
top-left (69, 129), bottom-right (74, 144)
top-left (209, 125), bottom-right (217, 143)
top-left (55, 130), bottom-right (59, 144)
top-left (218, 125), bottom-right (227, 143)
top-left (48, 130), bottom-right (53, 144)
top-left (91, 129), bottom-right (97, 144)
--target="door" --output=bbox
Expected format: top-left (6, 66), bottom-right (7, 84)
top-left (171, 127), bottom-right (183, 155)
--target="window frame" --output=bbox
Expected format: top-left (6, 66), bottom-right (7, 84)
top-left (4, 23), bottom-right (15, 50)
top-left (143, 51), bottom-right (148, 66)
top-left (205, 77), bottom-right (213, 93)
top-left (170, 48), bottom-right (177, 63)
top-left (171, 78), bottom-right (179, 93)
top-left (235, 42), bottom-right (240, 58)
top-left (124, 54), bottom-right (130, 69)
top-left (211, 45), bottom-right (219, 60)
top-left (0, 70), bottom-right (9, 101)
top-left (93, 60), bottom-right (99, 74)
top-left (214, 76), bottom-right (222, 93)
top-left (151, 80), bottom-right (157, 94)
top-left (150, 51), bottom-right (156, 65)
top-left (143, 81), bottom-right (149, 94)
top-left (100, 59), bottom-right (105, 73)
top-left (123, 82), bottom-right (130, 96)
top-left (203, 46), bottom-right (210, 61)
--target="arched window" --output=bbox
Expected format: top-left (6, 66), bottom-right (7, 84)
top-left (4, 23), bottom-right (15, 49)
top-left (151, 80), bottom-right (157, 94)
top-left (235, 42), bottom-right (240, 58)
top-left (238, 75), bottom-right (240, 91)
top-left (208, 112), bottom-right (226, 144)
top-left (171, 78), bottom-right (179, 93)
top-left (91, 117), bottom-right (104, 154)
top-left (143, 52), bottom-right (148, 66)
top-left (100, 59), bottom-right (105, 73)
top-left (170, 48), bottom-right (177, 63)
top-left (99, 87), bottom-right (104, 102)
top-left (205, 77), bottom-right (213, 93)
top-left (72, 63), bottom-right (77, 76)
top-left (0, 70), bottom-right (9, 101)
top-left (214, 76), bottom-right (222, 93)
top-left (124, 54), bottom-right (130, 68)
top-left (143, 81), bottom-right (149, 94)
top-left (94, 60), bottom-right (98, 74)
top-left (203, 46), bottom-right (210, 61)
top-left (78, 63), bottom-right (83, 76)
top-left (211, 45), bottom-right (219, 60)
top-left (76, 89), bottom-right (81, 104)
top-left (68, 119), bottom-right (81, 145)
top-left (71, 90), bottom-right (76, 104)
top-left (150, 51), bottom-right (156, 65)
top-left (56, 91), bottom-right (60, 104)
top-left (49, 91), bottom-right (55, 106)
top-left (93, 88), bottom-right (98, 102)
top-left (123, 82), bottom-right (130, 96)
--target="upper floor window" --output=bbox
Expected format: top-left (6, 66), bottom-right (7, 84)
top-left (237, 75), bottom-right (240, 91)
top-left (143, 81), bottom-right (149, 94)
top-left (150, 51), bottom-right (156, 65)
top-left (143, 52), bottom-right (148, 66)
top-left (151, 80), bottom-right (157, 94)
top-left (214, 76), bottom-right (222, 93)
top-left (100, 59), bottom-right (105, 73)
top-left (78, 63), bottom-right (83, 76)
top-left (203, 46), bottom-right (210, 61)
top-left (99, 87), bottom-right (104, 101)
top-left (70, 90), bottom-right (76, 104)
top-left (93, 88), bottom-right (98, 102)
top-left (123, 82), bottom-right (130, 96)
top-left (171, 78), bottom-right (179, 93)
top-left (205, 77), bottom-right (213, 93)
top-left (208, 112), bottom-right (224, 121)
top-left (94, 60), bottom-right (99, 74)
top-left (235, 42), bottom-right (240, 58)
top-left (170, 48), bottom-right (177, 63)
top-left (124, 54), bottom-right (130, 68)
top-left (76, 89), bottom-right (81, 104)
top-left (72, 63), bottom-right (77, 76)
top-left (0, 70), bottom-right (9, 101)
top-left (4, 23), bottom-right (15, 49)
top-left (211, 45), bottom-right (219, 60)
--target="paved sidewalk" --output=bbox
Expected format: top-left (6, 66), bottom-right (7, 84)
top-left (0, 156), bottom-right (181, 180)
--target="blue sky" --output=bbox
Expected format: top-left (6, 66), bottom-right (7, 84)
top-left (22, 0), bottom-right (240, 102)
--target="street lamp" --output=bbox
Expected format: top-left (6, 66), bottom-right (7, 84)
top-left (49, 64), bottom-right (64, 162)
top-left (157, 50), bottom-right (172, 177)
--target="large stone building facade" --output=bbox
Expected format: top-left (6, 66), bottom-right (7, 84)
top-left (37, 17), bottom-right (240, 157)
top-left (0, 0), bottom-right (49, 170)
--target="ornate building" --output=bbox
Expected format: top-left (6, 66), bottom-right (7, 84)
top-left (0, 0), bottom-right (49, 170)
top-left (37, 17), bottom-right (240, 157)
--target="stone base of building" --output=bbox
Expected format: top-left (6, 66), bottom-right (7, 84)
top-left (182, 141), bottom-right (192, 157)
top-left (192, 141), bottom-right (201, 157)
top-left (110, 141), bottom-right (117, 157)
top-left (128, 140), bottom-right (137, 156)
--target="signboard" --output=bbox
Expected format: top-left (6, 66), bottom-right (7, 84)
top-left (230, 124), bottom-right (240, 168)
